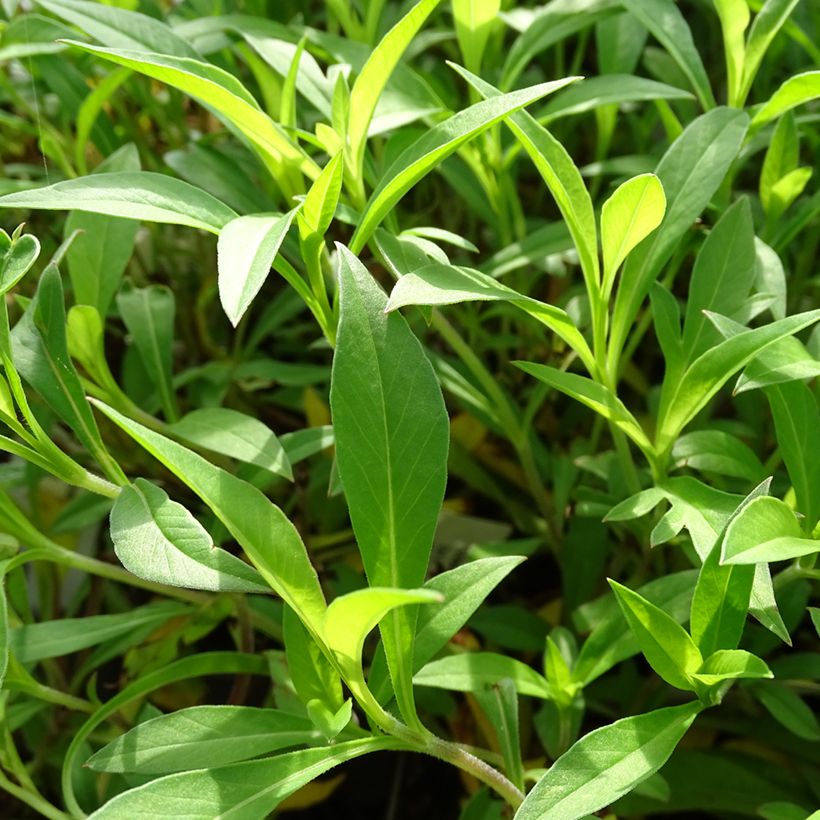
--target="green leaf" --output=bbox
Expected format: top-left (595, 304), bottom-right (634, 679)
top-left (386, 263), bottom-right (595, 373)
top-left (600, 173), bottom-right (666, 297)
top-left (66, 305), bottom-right (135, 412)
top-left (37, 0), bottom-right (199, 57)
top-left (217, 208), bottom-right (300, 327)
top-left (110, 479), bottom-right (270, 593)
top-left (572, 570), bottom-right (696, 686)
top-left (690, 545), bottom-right (755, 658)
top-left (656, 309), bottom-right (820, 454)
top-left (454, 66), bottom-right (599, 296)
top-left (61, 652), bottom-right (269, 815)
top-left (9, 602), bottom-right (187, 663)
top-left (89, 400), bottom-right (327, 635)
top-left (749, 563), bottom-right (791, 644)
top-left (621, 0), bottom-right (715, 108)
top-left (349, 75), bottom-right (580, 253)
top-left (300, 151), bottom-right (343, 238)
top-left (0, 230), bottom-right (40, 296)
top-left (87, 737), bottom-right (403, 819)
top-left (539, 74), bottom-right (693, 123)
top-left (514, 702), bottom-right (702, 820)
top-left (167, 407), bottom-right (292, 480)
top-left (330, 245), bottom-right (448, 724)
top-left (474, 678), bottom-right (525, 792)
top-left (609, 108), bottom-right (749, 371)
top-left (283, 605), bottom-right (343, 713)
top-left (713, 0), bottom-right (749, 106)
top-left (760, 113), bottom-right (799, 214)
top-left (514, 362), bottom-right (652, 455)
top-left (735, 337), bottom-right (820, 393)
top-left (0, 172), bottom-right (237, 234)
top-left (753, 683), bottom-right (820, 741)
top-left (415, 556), bottom-right (525, 670)
top-left (766, 381), bottom-right (820, 529)
top-left (0, 561), bottom-right (8, 690)
top-left (63, 41), bottom-right (319, 182)
top-left (750, 70), bottom-right (820, 129)
top-left (721, 496), bottom-right (818, 564)
top-left (12, 265), bottom-right (123, 480)
top-left (501, 0), bottom-right (617, 89)
top-left (414, 652), bottom-right (552, 699)
top-left (740, 0), bottom-right (802, 103)
top-left (672, 430), bottom-right (766, 481)
top-left (692, 649), bottom-right (772, 686)
top-left (681, 197), bottom-right (756, 364)
top-left (608, 579), bottom-right (703, 691)
top-left (65, 143), bottom-right (140, 316)
top-left (324, 587), bottom-right (441, 676)
top-left (117, 282), bottom-right (178, 422)
top-left (369, 555), bottom-right (526, 704)
top-left (453, 0), bottom-right (500, 74)
top-left (347, 0), bottom-right (442, 183)
top-left (86, 705), bottom-right (321, 774)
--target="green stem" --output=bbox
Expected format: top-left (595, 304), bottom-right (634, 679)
top-left (0, 770), bottom-right (71, 820)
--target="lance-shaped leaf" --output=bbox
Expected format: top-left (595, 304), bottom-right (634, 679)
top-left (750, 70), bottom-right (820, 130)
top-left (721, 496), bottom-right (818, 565)
top-left (110, 479), bottom-right (270, 593)
top-left (300, 151), bottom-right (343, 238)
top-left (330, 245), bottom-right (448, 724)
top-left (386, 263), bottom-right (595, 374)
top-left (90, 401), bottom-right (327, 634)
top-left (347, 0), bottom-right (442, 182)
top-left (9, 601), bottom-right (187, 663)
top-left (369, 555), bottom-right (525, 704)
top-left (284, 605), bottom-right (343, 714)
top-left (37, 0), bottom-right (199, 56)
top-left (539, 74), bottom-right (694, 124)
top-left (0, 173), bottom-right (236, 234)
top-left (0, 570), bottom-right (7, 690)
top-left (608, 580), bottom-right (702, 692)
top-left (62, 41), bottom-right (319, 180)
top-left (713, 0), bottom-right (749, 106)
top-left (87, 737), bottom-right (404, 819)
top-left (349, 75), bottom-right (580, 253)
top-left (117, 282), bottom-right (178, 422)
top-left (168, 408), bottom-right (292, 480)
top-left (621, 0), bottom-right (715, 108)
top-left (475, 678), bottom-right (525, 792)
top-left (514, 362), bottom-right (652, 456)
top-left (767, 381), bottom-right (820, 530)
top-left (692, 649), bottom-right (772, 687)
top-left (86, 706), bottom-right (323, 774)
top-left (324, 587), bottom-right (442, 676)
top-left (655, 308), bottom-right (820, 455)
top-left (608, 108), bottom-right (749, 371)
top-left (217, 208), bottom-right (300, 327)
top-left (453, 0), bottom-right (499, 74)
top-left (600, 173), bottom-right (666, 298)
top-left (11, 265), bottom-right (124, 481)
top-left (65, 144), bottom-right (140, 318)
top-left (740, 0), bottom-right (802, 103)
top-left (573, 570), bottom-right (697, 686)
top-left (690, 478), bottom-right (772, 657)
top-left (514, 702), bottom-right (702, 820)
top-left (680, 197), bottom-right (756, 364)
top-left (414, 652), bottom-right (553, 699)
top-left (453, 65), bottom-right (600, 296)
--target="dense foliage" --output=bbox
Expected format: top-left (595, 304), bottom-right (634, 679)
top-left (0, 0), bottom-right (818, 817)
